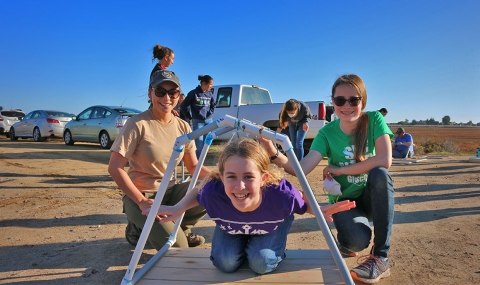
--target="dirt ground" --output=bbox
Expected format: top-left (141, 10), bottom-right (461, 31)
top-left (0, 137), bottom-right (479, 285)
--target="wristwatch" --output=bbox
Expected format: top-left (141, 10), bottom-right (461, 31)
top-left (270, 148), bottom-right (280, 161)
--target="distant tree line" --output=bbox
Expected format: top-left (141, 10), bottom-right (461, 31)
top-left (396, 116), bottom-right (480, 126)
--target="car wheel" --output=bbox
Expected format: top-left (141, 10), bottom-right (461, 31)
top-left (33, 127), bottom-right (46, 142)
top-left (64, 130), bottom-right (74, 145)
top-left (9, 128), bottom-right (18, 140)
top-left (99, 131), bottom-right (112, 149)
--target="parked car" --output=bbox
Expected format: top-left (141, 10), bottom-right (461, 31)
top-left (0, 109), bottom-right (26, 138)
top-left (63, 105), bottom-right (142, 149)
top-left (9, 110), bottom-right (74, 141)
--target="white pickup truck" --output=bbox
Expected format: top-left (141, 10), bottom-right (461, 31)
top-left (209, 84), bottom-right (330, 144)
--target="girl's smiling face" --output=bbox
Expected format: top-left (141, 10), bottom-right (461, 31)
top-left (332, 84), bottom-right (364, 123)
top-left (220, 155), bottom-right (268, 212)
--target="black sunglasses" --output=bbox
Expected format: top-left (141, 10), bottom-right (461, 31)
top-left (332, 96), bottom-right (362, 107)
top-left (154, 87), bottom-right (180, 99)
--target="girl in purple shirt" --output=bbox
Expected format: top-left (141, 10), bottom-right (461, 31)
top-left (145, 138), bottom-right (354, 274)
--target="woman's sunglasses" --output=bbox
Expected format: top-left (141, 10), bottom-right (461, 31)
top-left (154, 87), bottom-right (180, 99)
top-left (332, 96), bottom-right (362, 107)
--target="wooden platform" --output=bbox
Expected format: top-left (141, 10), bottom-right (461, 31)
top-left (136, 248), bottom-right (345, 285)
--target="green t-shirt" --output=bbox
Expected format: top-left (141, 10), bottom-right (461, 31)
top-left (310, 111), bottom-right (393, 203)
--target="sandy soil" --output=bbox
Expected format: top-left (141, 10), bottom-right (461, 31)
top-left (0, 137), bottom-right (479, 285)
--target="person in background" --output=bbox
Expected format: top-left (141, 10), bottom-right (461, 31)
top-left (276, 99), bottom-right (312, 161)
top-left (259, 74), bottom-right (394, 284)
top-left (173, 93), bottom-right (188, 121)
top-left (148, 44), bottom-right (175, 110)
top-left (392, 127), bottom-right (413, 158)
top-left (108, 70), bottom-right (209, 249)
top-left (150, 44), bottom-right (174, 76)
top-left (145, 138), bottom-right (355, 274)
top-left (378, 108), bottom-right (388, 117)
top-left (181, 75), bottom-right (216, 158)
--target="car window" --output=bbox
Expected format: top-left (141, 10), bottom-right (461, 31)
top-left (46, 111), bottom-right (71, 117)
top-left (1, 111), bottom-right (25, 118)
top-left (105, 110), bottom-right (112, 117)
top-left (92, 107), bottom-right (107, 119)
top-left (216, 87), bottom-right (232, 108)
top-left (32, 111), bottom-right (41, 118)
top-left (23, 112), bottom-right (34, 120)
top-left (78, 108), bottom-right (94, 120)
top-left (240, 86), bottom-right (271, 105)
top-left (115, 108), bottom-right (142, 114)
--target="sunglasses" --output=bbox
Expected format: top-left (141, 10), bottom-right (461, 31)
top-left (154, 87), bottom-right (180, 99)
top-left (332, 96), bottom-right (362, 107)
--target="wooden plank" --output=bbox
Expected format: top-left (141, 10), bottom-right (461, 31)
top-left (149, 256), bottom-right (337, 270)
top-left (163, 248), bottom-right (335, 259)
top-left (140, 268), bottom-right (343, 284)
top-left (136, 248), bottom-right (344, 285)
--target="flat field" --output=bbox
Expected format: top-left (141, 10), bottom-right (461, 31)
top-left (388, 125), bottom-right (480, 155)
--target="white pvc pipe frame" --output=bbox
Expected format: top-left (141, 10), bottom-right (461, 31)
top-left (121, 114), bottom-right (354, 285)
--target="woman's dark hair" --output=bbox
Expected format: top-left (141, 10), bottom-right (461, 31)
top-left (198, 75), bottom-right (214, 84)
top-left (152, 44), bottom-right (173, 61)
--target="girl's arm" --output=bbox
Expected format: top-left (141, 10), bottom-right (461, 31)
top-left (257, 137), bottom-right (323, 176)
top-left (108, 151), bottom-right (153, 211)
top-left (323, 134), bottom-right (392, 178)
top-left (299, 190), bottom-right (355, 222)
top-left (183, 149), bottom-right (211, 179)
top-left (143, 185), bottom-right (201, 223)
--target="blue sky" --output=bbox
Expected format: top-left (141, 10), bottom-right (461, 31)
top-left (1, 0), bottom-right (479, 124)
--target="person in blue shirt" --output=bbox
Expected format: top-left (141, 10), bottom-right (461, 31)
top-left (181, 75), bottom-right (216, 158)
top-left (392, 127), bottom-right (413, 158)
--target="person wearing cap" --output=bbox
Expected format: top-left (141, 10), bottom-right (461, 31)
top-left (181, 75), bottom-right (216, 159)
top-left (108, 69), bottom-right (210, 249)
top-left (378, 108), bottom-right (388, 117)
top-left (392, 127), bottom-right (413, 158)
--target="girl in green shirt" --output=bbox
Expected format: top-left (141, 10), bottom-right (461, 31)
top-left (259, 74), bottom-right (394, 284)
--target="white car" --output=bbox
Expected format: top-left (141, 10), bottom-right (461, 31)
top-left (10, 110), bottom-right (73, 141)
top-left (0, 110), bottom-right (26, 138)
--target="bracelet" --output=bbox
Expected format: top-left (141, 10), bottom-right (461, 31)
top-left (270, 148), bottom-right (280, 161)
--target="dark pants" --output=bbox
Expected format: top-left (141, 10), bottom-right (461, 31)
top-left (332, 167), bottom-right (394, 258)
top-left (123, 182), bottom-right (206, 249)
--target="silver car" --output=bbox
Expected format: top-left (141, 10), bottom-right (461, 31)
top-left (0, 110), bottom-right (26, 138)
top-left (9, 110), bottom-right (73, 141)
top-left (63, 105), bottom-right (142, 149)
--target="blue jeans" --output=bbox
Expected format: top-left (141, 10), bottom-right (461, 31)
top-left (393, 147), bottom-right (412, 158)
top-left (192, 118), bottom-right (213, 159)
top-left (332, 167), bottom-right (394, 258)
top-left (210, 214), bottom-right (294, 274)
top-left (288, 123), bottom-right (307, 160)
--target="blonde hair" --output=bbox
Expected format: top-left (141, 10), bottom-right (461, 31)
top-left (279, 99), bottom-right (298, 129)
top-left (331, 74), bottom-right (369, 163)
top-left (199, 138), bottom-right (283, 189)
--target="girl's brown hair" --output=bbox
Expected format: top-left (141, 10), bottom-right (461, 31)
top-left (279, 99), bottom-right (298, 129)
top-left (331, 74), bottom-right (368, 163)
top-left (199, 138), bottom-right (283, 189)
top-left (152, 44), bottom-right (173, 62)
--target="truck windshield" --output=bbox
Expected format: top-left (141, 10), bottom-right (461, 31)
top-left (240, 86), bottom-right (272, 105)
